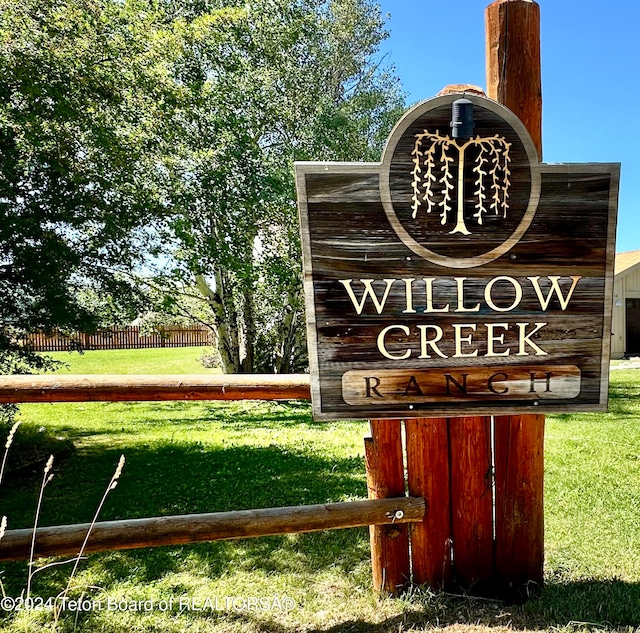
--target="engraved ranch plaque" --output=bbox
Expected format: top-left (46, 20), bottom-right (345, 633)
top-left (295, 93), bottom-right (619, 420)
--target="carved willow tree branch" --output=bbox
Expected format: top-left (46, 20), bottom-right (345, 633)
top-left (472, 144), bottom-right (489, 224)
top-left (438, 141), bottom-right (455, 225)
top-left (411, 131), bottom-right (512, 235)
top-left (412, 131), bottom-right (450, 218)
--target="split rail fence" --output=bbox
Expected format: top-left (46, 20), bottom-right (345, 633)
top-left (0, 373), bottom-right (539, 599)
top-left (0, 374), bottom-right (426, 596)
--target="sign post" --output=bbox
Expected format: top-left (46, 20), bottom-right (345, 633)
top-left (486, 0), bottom-right (545, 596)
top-left (295, 0), bottom-right (619, 597)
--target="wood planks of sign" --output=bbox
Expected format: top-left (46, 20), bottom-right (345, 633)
top-left (296, 94), bottom-right (618, 421)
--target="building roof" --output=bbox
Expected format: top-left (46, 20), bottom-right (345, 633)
top-left (615, 250), bottom-right (640, 276)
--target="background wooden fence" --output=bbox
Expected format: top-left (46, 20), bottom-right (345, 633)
top-left (24, 325), bottom-right (214, 352)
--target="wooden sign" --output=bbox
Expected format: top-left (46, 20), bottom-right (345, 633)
top-left (295, 93), bottom-right (619, 420)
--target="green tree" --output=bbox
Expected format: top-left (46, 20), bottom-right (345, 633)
top-left (0, 0), bottom-right (188, 432)
top-left (159, 0), bottom-right (404, 373)
top-left (0, 0), bottom-right (404, 383)
top-left (0, 0), bottom-right (179, 360)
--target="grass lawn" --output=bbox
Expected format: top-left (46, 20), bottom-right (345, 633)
top-left (47, 347), bottom-right (220, 375)
top-left (0, 349), bottom-right (639, 632)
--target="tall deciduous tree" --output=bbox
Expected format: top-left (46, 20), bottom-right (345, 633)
top-left (161, 0), bottom-right (404, 373)
top-left (0, 0), bottom-right (179, 361)
top-left (0, 0), bottom-right (404, 380)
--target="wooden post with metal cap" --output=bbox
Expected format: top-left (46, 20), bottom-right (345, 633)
top-left (367, 0), bottom-right (545, 599)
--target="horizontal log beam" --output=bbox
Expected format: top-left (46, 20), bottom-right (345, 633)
top-left (0, 497), bottom-right (425, 561)
top-left (0, 374), bottom-right (311, 403)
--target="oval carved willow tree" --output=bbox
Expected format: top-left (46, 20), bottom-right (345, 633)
top-left (411, 131), bottom-right (512, 235)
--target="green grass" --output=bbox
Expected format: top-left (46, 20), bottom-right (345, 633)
top-left (48, 347), bottom-right (219, 375)
top-left (0, 350), bottom-right (639, 632)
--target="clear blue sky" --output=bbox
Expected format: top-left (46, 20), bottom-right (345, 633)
top-left (377, 0), bottom-right (639, 254)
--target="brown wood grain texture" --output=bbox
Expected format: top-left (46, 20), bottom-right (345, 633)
top-left (486, 0), bottom-right (545, 595)
top-left (449, 416), bottom-right (494, 591)
top-left (343, 365), bottom-right (582, 405)
top-left (486, 0), bottom-right (542, 159)
top-left (493, 415), bottom-right (545, 590)
top-left (0, 374), bottom-right (311, 403)
top-left (405, 418), bottom-right (452, 588)
top-left (0, 498), bottom-right (425, 562)
top-left (365, 419), bottom-right (411, 594)
top-left (301, 161), bottom-right (617, 420)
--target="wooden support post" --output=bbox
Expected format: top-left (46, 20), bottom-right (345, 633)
top-left (493, 415), bottom-right (545, 597)
top-left (406, 418), bottom-right (452, 588)
top-left (449, 416), bottom-right (494, 592)
top-left (365, 419), bottom-right (410, 595)
top-left (486, 0), bottom-right (542, 159)
top-left (486, 0), bottom-right (545, 597)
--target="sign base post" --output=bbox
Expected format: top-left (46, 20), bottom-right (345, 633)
top-left (365, 419), bottom-right (410, 594)
top-left (370, 415), bottom-right (543, 600)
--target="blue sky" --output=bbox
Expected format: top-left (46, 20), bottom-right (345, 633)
top-left (377, 0), bottom-right (639, 253)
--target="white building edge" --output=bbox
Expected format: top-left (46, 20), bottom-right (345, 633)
top-left (612, 250), bottom-right (640, 359)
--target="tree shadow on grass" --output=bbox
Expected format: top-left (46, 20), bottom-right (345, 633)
top-left (521, 578), bottom-right (640, 627)
top-left (152, 577), bottom-right (640, 633)
top-left (199, 400), bottom-right (319, 429)
top-left (43, 400), bottom-right (329, 437)
top-left (219, 578), bottom-right (640, 632)
top-left (603, 375), bottom-right (640, 417)
top-left (0, 439), bottom-right (370, 594)
top-left (4, 402), bottom-right (640, 630)
top-left (126, 399), bottom-right (316, 424)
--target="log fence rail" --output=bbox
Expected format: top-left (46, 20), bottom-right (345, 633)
top-left (0, 373), bottom-right (423, 593)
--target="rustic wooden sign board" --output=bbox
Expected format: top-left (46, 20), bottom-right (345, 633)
top-left (295, 93), bottom-right (619, 421)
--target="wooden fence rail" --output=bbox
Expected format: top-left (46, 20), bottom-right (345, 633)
top-left (23, 325), bottom-right (214, 352)
top-left (0, 497), bottom-right (425, 562)
top-left (0, 374), bottom-right (311, 403)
